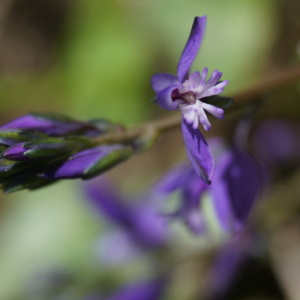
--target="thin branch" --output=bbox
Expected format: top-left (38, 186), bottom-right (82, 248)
top-left (93, 64), bottom-right (300, 145)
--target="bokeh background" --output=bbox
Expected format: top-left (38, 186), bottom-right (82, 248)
top-left (0, 0), bottom-right (299, 299)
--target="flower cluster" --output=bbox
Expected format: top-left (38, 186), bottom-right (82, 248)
top-left (151, 16), bottom-right (231, 184)
top-left (0, 113), bottom-right (134, 193)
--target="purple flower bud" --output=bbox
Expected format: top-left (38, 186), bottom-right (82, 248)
top-left (0, 114), bottom-right (81, 136)
top-left (45, 145), bottom-right (133, 179)
top-left (0, 113), bottom-right (133, 193)
top-left (2, 143), bottom-right (29, 161)
top-left (0, 113), bottom-right (106, 137)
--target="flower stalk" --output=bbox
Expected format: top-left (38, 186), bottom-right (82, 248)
top-left (93, 63), bottom-right (300, 146)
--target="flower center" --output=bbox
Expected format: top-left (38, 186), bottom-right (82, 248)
top-left (171, 89), bottom-right (197, 104)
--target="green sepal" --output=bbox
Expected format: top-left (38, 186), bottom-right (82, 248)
top-left (0, 145), bottom-right (7, 154)
top-left (82, 146), bottom-right (134, 179)
top-left (1, 173), bottom-right (56, 194)
top-left (88, 118), bottom-right (119, 133)
top-left (29, 112), bottom-right (79, 124)
top-left (0, 158), bottom-right (26, 175)
top-left (0, 130), bottom-right (46, 146)
top-left (133, 130), bottom-right (159, 153)
top-left (23, 137), bottom-right (92, 160)
top-left (203, 96), bottom-right (233, 109)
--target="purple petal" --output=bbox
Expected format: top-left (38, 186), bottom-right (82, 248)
top-left (45, 145), bottom-right (126, 179)
top-left (85, 179), bottom-right (168, 248)
top-left (202, 103), bottom-right (224, 119)
top-left (85, 178), bottom-right (132, 227)
top-left (201, 80), bottom-right (228, 98)
top-left (151, 73), bottom-right (179, 94)
top-left (153, 162), bottom-right (190, 194)
top-left (181, 119), bottom-right (214, 184)
top-left (210, 149), bottom-right (262, 232)
top-left (253, 120), bottom-right (300, 165)
top-left (0, 114), bottom-right (82, 136)
top-left (3, 143), bottom-right (29, 161)
top-left (180, 169), bottom-right (208, 235)
top-left (96, 230), bottom-right (142, 266)
top-left (131, 202), bottom-right (168, 247)
top-left (205, 234), bottom-right (250, 298)
top-left (106, 278), bottom-right (165, 300)
top-left (177, 16), bottom-right (207, 82)
top-left (156, 84), bottom-right (183, 110)
top-left (204, 70), bottom-right (223, 90)
top-left (198, 106), bottom-right (212, 131)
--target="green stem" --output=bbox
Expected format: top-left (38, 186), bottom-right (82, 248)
top-left (93, 64), bottom-right (300, 145)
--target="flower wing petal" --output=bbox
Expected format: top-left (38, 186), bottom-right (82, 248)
top-left (181, 169), bottom-right (208, 235)
top-left (177, 16), bottom-right (207, 83)
top-left (153, 163), bottom-right (190, 194)
top-left (156, 84), bottom-right (182, 110)
top-left (181, 119), bottom-right (214, 184)
top-left (210, 149), bottom-right (262, 232)
top-left (84, 178), bottom-right (133, 227)
top-left (151, 73), bottom-right (178, 93)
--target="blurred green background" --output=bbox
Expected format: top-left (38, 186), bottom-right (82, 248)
top-left (0, 0), bottom-right (297, 299)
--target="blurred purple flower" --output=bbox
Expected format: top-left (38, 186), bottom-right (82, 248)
top-left (204, 233), bottom-right (253, 299)
top-left (253, 120), bottom-right (300, 166)
top-left (0, 112), bottom-right (102, 136)
top-left (106, 278), bottom-right (165, 300)
top-left (85, 178), bottom-right (168, 264)
top-left (84, 278), bottom-right (165, 300)
top-left (151, 16), bottom-right (229, 184)
top-left (157, 142), bottom-right (262, 234)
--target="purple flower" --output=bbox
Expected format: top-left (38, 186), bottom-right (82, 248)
top-left (105, 278), bottom-right (165, 300)
top-left (151, 16), bottom-right (228, 129)
top-left (204, 233), bottom-right (253, 299)
top-left (151, 16), bottom-right (229, 183)
top-left (84, 178), bottom-right (168, 265)
top-left (252, 120), bottom-right (300, 166)
top-left (84, 277), bottom-right (165, 300)
top-left (157, 142), bottom-right (262, 234)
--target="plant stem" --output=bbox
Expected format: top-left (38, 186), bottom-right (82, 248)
top-left (93, 64), bottom-right (300, 145)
